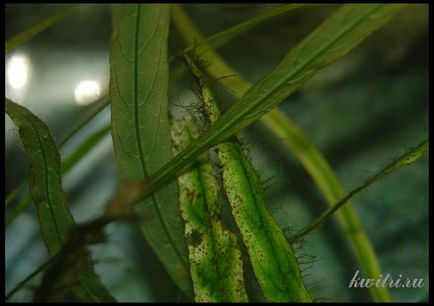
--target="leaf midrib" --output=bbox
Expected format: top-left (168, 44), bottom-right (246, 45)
top-left (132, 4), bottom-right (187, 269)
top-left (27, 118), bottom-right (65, 246)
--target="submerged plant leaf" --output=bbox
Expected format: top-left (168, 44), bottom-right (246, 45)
top-left (6, 5), bottom-right (76, 52)
top-left (171, 116), bottom-right (248, 302)
top-left (6, 125), bottom-right (111, 226)
top-left (149, 4), bottom-right (405, 193)
top-left (5, 97), bottom-right (109, 209)
top-left (110, 4), bottom-right (191, 295)
top-left (171, 6), bottom-right (395, 301)
top-left (5, 99), bottom-right (114, 302)
top-left (185, 58), bottom-right (312, 302)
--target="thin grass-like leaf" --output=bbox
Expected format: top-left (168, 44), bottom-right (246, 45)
top-left (185, 57), bottom-right (311, 302)
top-left (171, 116), bottom-right (248, 302)
top-left (290, 139), bottom-right (429, 242)
top-left (110, 4), bottom-right (191, 295)
top-left (5, 99), bottom-right (114, 302)
top-left (176, 4), bottom-right (304, 57)
top-left (148, 4), bottom-right (405, 194)
top-left (5, 5), bottom-right (76, 52)
top-left (171, 5), bottom-right (396, 301)
top-left (61, 125), bottom-right (111, 172)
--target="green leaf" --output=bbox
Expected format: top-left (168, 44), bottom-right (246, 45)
top-left (260, 112), bottom-right (393, 301)
top-left (5, 99), bottom-right (114, 302)
top-left (290, 139), bottom-right (429, 243)
top-left (6, 124), bottom-right (111, 226)
top-left (171, 6), bottom-right (397, 301)
top-left (6, 5), bottom-right (76, 53)
top-left (171, 116), bottom-right (248, 302)
top-left (6, 97), bottom-right (110, 209)
top-left (185, 57), bottom-right (311, 302)
top-left (110, 4), bottom-right (191, 295)
top-left (149, 4), bottom-right (404, 200)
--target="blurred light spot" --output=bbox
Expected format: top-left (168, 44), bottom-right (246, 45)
top-left (74, 80), bottom-right (101, 105)
top-left (7, 54), bottom-right (31, 90)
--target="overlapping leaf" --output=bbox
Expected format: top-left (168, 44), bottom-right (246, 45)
top-left (110, 4), bottom-right (191, 295)
top-left (170, 5), bottom-right (399, 301)
top-left (149, 4), bottom-right (405, 193)
top-left (185, 58), bottom-right (312, 301)
top-left (172, 116), bottom-right (247, 302)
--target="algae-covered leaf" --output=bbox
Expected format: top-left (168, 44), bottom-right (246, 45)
top-left (5, 99), bottom-right (114, 302)
top-left (150, 4), bottom-right (405, 192)
top-left (171, 6), bottom-right (396, 301)
top-left (171, 116), bottom-right (248, 302)
top-left (184, 58), bottom-right (311, 302)
top-left (110, 4), bottom-right (191, 295)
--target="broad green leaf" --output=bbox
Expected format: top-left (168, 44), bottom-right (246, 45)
top-left (186, 57), bottom-right (311, 302)
top-left (291, 139), bottom-right (429, 242)
top-left (171, 6), bottom-right (396, 301)
top-left (149, 4), bottom-right (405, 193)
top-left (171, 116), bottom-right (248, 302)
top-left (6, 125), bottom-right (111, 226)
top-left (6, 5), bottom-right (76, 52)
top-left (110, 4), bottom-right (191, 295)
top-left (5, 99), bottom-right (114, 302)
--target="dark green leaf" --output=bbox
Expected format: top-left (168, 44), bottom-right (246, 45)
top-left (5, 99), bottom-right (114, 302)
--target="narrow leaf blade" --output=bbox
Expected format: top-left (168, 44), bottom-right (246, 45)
top-left (171, 7), bottom-right (395, 301)
top-left (5, 99), bottom-right (114, 302)
top-left (6, 125), bottom-right (111, 226)
top-left (6, 5), bottom-right (75, 53)
top-left (177, 4), bottom-right (304, 55)
top-left (150, 4), bottom-right (405, 190)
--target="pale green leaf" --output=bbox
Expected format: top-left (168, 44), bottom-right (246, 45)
top-left (172, 116), bottom-right (248, 302)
